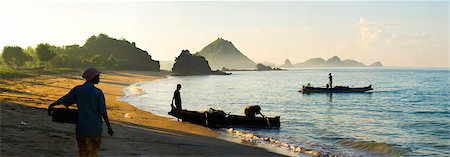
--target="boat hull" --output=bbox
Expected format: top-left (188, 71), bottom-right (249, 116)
top-left (300, 86), bottom-right (373, 93)
top-left (168, 109), bottom-right (280, 129)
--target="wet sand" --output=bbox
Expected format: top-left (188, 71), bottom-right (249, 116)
top-left (0, 70), bottom-right (282, 156)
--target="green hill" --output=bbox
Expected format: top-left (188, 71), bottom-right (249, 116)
top-left (196, 38), bottom-right (255, 70)
top-left (83, 34), bottom-right (159, 70)
top-left (1, 34), bottom-right (160, 71)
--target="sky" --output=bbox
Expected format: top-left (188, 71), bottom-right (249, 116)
top-left (0, 1), bottom-right (448, 67)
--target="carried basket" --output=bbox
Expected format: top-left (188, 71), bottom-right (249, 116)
top-left (48, 106), bottom-right (78, 124)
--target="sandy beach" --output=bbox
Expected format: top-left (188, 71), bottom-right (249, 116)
top-left (0, 70), bottom-right (282, 156)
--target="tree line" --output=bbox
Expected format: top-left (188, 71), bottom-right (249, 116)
top-left (0, 34), bottom-right (160, 71)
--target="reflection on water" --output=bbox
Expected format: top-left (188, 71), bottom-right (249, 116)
top-left (328, 93), bottom-right (333, 103)
top-left (303, 92), bottom-right (374, 103)
top-left (122, 68), bottom-right (450, 156)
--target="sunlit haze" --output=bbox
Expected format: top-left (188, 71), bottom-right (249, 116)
top-left (0, 1), bottom-right (448, 67)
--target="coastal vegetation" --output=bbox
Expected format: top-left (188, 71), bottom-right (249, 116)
top-left (0, 34), bottom-right (160, 71)
top-left (1, 46), bottom-right (30, 69)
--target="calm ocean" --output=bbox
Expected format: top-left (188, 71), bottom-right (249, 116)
top-left (121, 67), bottom-right (450, 156)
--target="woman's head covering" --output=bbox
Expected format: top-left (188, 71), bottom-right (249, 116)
top-left (82, 68), bottom-right (101, 81)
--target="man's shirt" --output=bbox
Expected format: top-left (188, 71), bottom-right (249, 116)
top-left (58, 82), bottom-right (107, 136)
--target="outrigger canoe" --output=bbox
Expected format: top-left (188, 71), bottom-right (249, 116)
top-left (168, 108), bottom-right (280, 129)
top-left (300, 85), bottom-right (373, 93)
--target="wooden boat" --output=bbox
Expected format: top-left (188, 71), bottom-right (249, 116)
top-left (168, 108), bottom-right (280, 128)
top-left (300, 85), bottom-right (373, 93)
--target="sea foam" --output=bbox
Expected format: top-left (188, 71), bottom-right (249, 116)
top-left (125, 84), bottom-right (145, 96)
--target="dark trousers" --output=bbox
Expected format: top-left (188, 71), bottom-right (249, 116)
top-left (175, 103), bottom-right (182, 109)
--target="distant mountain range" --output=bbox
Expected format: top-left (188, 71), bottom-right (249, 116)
top-left (196, 38), bottom-right (256, 70)
top-left (280, 56), bottom-right (383, 67)
top-left (191, 38), bottom-right (383, 69)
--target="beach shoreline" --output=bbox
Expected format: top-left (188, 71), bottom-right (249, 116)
top-left (0, 70), bottom-right (284, 156)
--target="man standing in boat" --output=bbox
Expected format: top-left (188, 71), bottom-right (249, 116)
top-left (328, 73), bottom-right (333, 88)
top-left (171, 84), bottom-right (182, 110)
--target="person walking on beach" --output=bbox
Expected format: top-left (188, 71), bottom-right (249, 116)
top-left (171, 84), bottom-right (182, 110)
top-left (48, 68), bottom-right (113, 157)
top-left (328, 73), bottom-right (333, 88)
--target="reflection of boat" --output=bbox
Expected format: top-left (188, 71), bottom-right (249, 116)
top-left (168, 108), bottom-right (280, 128)
top-left (300, 85), bottom-right (373, 93)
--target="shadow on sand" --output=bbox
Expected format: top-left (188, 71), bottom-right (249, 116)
top-left (0, 101), bottom-right (283, 156)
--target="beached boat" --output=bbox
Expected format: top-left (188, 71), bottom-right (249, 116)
top-left (300, 85), bottom-right (373, 93)
top-left (168, 108), bottom-right (280, 128)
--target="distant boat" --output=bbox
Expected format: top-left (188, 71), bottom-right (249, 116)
top-left (300, 85), bottom-right (373, 93)
top-left (168, 108), bottom-right (280, 129)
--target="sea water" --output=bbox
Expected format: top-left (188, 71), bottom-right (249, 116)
top-left (121, 67), bottom-right (450, 156)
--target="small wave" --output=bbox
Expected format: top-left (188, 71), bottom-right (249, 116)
top-left (226, 128), bottom-right (322, 156)
top-left (126, 85), bottom-right (145, 96)
top-left (371, 90), bottom-right (402, 94)
top-left (337, 139), bottom-right (407, 156)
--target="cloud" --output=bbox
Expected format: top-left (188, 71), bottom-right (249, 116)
top-left (357, 17), bottom-right (390, 49)
top-left (357, 17), bottom-right (428, 49)
top-left (385, 32), bottom-right (429, 46)
top-left (358, 17), bottom-right (383, 42)
top-left (331, 17), bottom-right (446, 67)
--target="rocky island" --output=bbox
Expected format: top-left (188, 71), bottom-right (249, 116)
top-left (172, 50), bottom-right (230, 76)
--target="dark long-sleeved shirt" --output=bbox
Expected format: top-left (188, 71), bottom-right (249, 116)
top-left (58, 82), bottom-right (107, 136)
